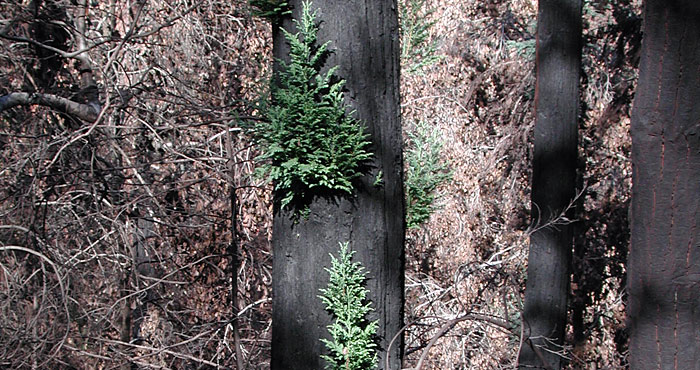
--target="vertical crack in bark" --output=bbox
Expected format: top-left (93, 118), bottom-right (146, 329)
top-left (668, 152), bottom-right (678, 244)
top-left (644, 9), bottom-right (670, 303)
top-left (686, 141), bottom-right (697, 269)
top-left (668, 20), bottom-right (688, 368)
top-left (653, 7), bottom-right (670, 112)
top-left (673, 290), bottom-right (679, 369)
top-left (655, 316), bottom-right (661, 369)
top-left (666, 12), bottom-right (686, 255)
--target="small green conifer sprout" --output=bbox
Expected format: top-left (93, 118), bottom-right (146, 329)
top-left (405, 121), bottom-right (452, 228)
top-left (319, 242), bottom-right (378, 370)
top-left (256, 1), bottom-right (371, 210)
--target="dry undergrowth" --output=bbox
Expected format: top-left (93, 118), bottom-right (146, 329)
top-left (0, 0), bottom-right (638, 368)
top-left (400, 0), bottom-right (637, 368)
top-left (401, 1), bottom-right (535, 368)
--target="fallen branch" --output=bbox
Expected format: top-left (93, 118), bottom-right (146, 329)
top-left (386, 313), bottom-right (513, 370)
top-left (0, 92), bottom-right (100, 122)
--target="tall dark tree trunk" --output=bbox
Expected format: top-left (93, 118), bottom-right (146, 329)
top-left (627, 2), bottom-right (700, 368)
top-left (270, 1), bottom-right (404, 370)
top-left (519, 0), bottom-right (581, 368)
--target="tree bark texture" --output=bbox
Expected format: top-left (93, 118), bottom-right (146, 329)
top-left (627, 2), bottom-right (700, 369)
top-left (519, 0), bottom-right (581, 368)
top-left (270, 1), bottom-right (404, 370)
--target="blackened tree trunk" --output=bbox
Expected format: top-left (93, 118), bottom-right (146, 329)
top-left (519, 0), bottom-right (581, 368)
top-left (627, 2), bottom-right (700, 368)
top-left (270, 1), bottom-right (404, 370)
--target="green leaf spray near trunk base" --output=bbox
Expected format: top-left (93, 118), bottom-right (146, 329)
top-left (255, 1), bottom-right (372, 214)
top-left (319, 242), bottom-right (378, 370)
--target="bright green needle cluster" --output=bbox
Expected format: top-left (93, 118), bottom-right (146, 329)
top-left (256, 1), bottom-right (371, 210)
top-left (319, 242), bottom-right (378, 370)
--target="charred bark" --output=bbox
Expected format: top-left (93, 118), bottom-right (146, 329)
top-left (519, 0), bottom-right (582, 368)
top-left (270, 1), bottom-right (404, 369)
top-left (627, 1), bottom-right (700, 368)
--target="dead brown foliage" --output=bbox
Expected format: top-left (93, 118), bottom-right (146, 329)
top-left (0, 0), bottom-right (640, 368)
top-left (400, 0), bottom-right (638, 369)
top-left (1, 0), bottom-right (273, 368)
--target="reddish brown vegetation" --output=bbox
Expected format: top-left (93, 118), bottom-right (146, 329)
top-left (0, 0), bottom-right (641, 368)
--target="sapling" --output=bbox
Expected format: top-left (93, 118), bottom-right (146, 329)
top-left (319, 242), bottom-right (378, 370)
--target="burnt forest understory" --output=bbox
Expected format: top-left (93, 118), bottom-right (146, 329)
top-left (0, 0), bottom-right (663, 368)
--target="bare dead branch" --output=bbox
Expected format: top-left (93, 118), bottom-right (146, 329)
top-left (0, 33), bottom-right (97, 66)
top-left (412, 313), bottom-right (512, 370)
top-left (0, 246), bottom-right (71, 368)
top-left (0, 92), bottom-right (100, 122)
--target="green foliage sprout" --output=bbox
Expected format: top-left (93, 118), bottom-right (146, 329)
top-left (256, 1), bottom-right (372, 210)
top-left (399, 0), bottom-right (444, 75)
top-left (405, 121), bottom-right (452, 229)
top-left (319, 242), bottom-right (378, 370)
top-left (506, 39), bottom-right (536, 60)
top-left (249, 0), bottom-right (291, 21)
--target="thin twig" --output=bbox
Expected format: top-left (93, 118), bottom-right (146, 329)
top-left (0, 246), bottom-right (71, 369)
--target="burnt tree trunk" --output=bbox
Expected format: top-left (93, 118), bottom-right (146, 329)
top-left (270, 1), bottom-right (404, 370)
top-left (627, 1), bottom-right (700, 368)
top-left (519, 0), bottom-right (581, 368)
